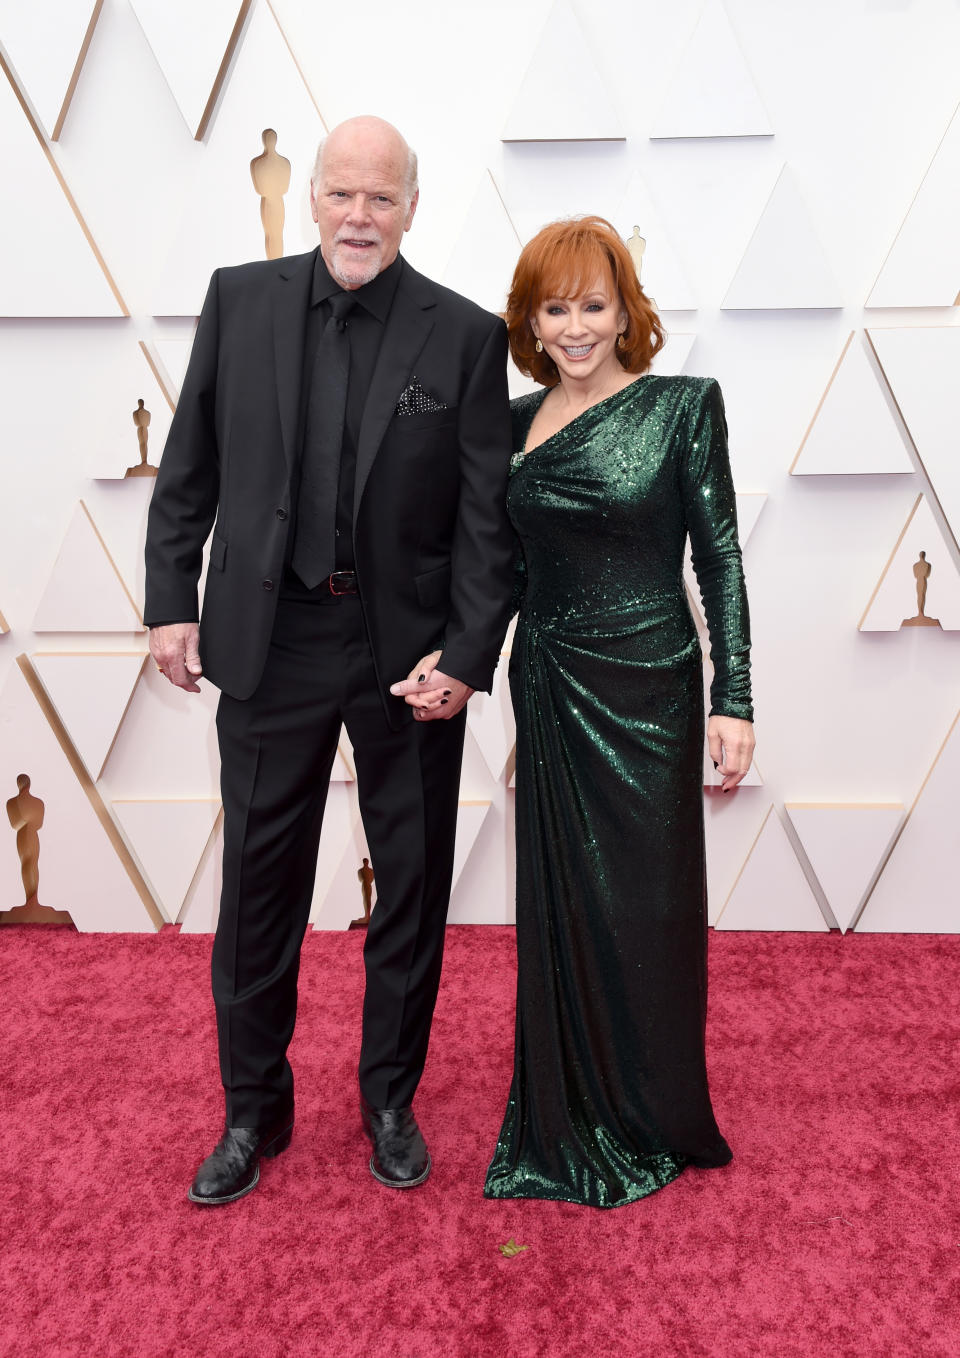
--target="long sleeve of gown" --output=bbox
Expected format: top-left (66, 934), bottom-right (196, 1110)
top-left (681, 380), bottom-right (753, 721)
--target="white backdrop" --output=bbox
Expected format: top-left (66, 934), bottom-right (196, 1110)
top-left (1, 0), bottom-right (958, 933)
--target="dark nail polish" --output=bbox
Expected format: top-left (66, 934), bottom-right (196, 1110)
top-left (417, 674), bottom-right (426, 682)
top-left (440, 698), bottom-right (448, 705)
top-left (443, 690), bottom-right (451, 696)
top-left (712, 761), bottom-right (718, 769)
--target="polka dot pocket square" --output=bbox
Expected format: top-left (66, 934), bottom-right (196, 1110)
top-left (394, 375), bottom-right (448, 416)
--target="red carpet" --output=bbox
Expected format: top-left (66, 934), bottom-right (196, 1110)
top-left (1, 924), bottom-right (958, 1357)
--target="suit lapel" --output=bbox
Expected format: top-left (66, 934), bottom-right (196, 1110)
top-left (273, 249), bottom-right (317, 474)
top-left (355, 262), bottom-right (435, 512)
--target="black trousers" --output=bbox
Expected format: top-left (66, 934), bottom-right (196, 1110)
top-left (212, 590), bottom-right (465, 1126)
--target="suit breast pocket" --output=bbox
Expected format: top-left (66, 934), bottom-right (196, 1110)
top-left (393, 408), bottom-right (459, 436)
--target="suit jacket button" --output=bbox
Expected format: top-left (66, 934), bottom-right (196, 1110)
top-left (261, 578), bottom-right (274, 591)
top-left (276, 508), bottom-right (288, 520)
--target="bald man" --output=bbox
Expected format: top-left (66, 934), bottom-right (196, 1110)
top-left (145, 117), bottom-right (514, 1205)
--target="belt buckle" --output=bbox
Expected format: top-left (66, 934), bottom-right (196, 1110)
top-left (328, 571), bottom-right (355, 596)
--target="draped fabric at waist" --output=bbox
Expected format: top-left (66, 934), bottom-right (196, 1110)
top-left (518, 581), bottom-right (700, 656)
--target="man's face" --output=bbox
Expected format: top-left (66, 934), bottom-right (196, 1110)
top-left (311, 127), bottom-right (418, 290)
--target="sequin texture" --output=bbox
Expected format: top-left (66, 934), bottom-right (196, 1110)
top-left (484, 376), bottom-right (751, 1208)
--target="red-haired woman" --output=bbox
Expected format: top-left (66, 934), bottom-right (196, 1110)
top-left (483, 217), bottom-right (755, 1207)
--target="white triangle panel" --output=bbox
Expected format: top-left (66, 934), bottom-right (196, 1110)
top-left (868, 328), bottom-right (960, 552)
top-left (103, 664), bottom-right (221, 798)
top-left (785, 804), bottom-right (905, 933)
top-left (722, 168), bottom-right (842, 310)
top-left (715, 807), bottom-right (829, 931)
top-left (130, 0), bottom-right (248, 138)
top-left (466, 663), bottom-right (515, 782)
top-left (459, 723), bottom-right (499, 802)
top-left (450, 801), bottom-right (492, 900)
top-left (32, 503), bottom-right (143, 633)
top-left (152, 1), bottom-right (324, 316)
top-left (734, 492), bottom-right (767, 547)
top-left (612, 175), bottom-right (697, 310)
top-left (443, 172), bottom-right (520, 316)
top-left (178, 814), bottom-right (224, 932)
top-left (114, 799), bottom-right (220, 924)
top-left (0, 61), bottom-right (124, 315)
top-left (857, 711), bottom-right (960, 932)
top-left (867, 101), bottom-right (960, 308)
top-left (87, 348), bottom-right (174, 478)
top-left (32, 653), bottom-right (146, 781)
top-left (501, 616), bottom-right (518, 660)
top-left (650, 333), bottom-right (696, 377)
top-left (0, 0), bottom-right (102, 140)
top-left (792, 333), bottom-right (914, 476)
top-left (0, 661), bottom-right (156, 930)
top-left (153, 337), bottom-right (197, 402)
top-left (859, 496), bottom-right (960, 631)
top-left (502, 0), bottom-right (625, 142)
top-left (703, 787), bottom-right (770, 925)
top-left (651, 0), bottom-right (773, 140)
top-left (448, 800), bottom-right (504, 924)
top-left (329, 741), bottom-right (356, 783)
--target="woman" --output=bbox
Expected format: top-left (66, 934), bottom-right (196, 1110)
top-left (480, 216), bottom-right (756, 1207)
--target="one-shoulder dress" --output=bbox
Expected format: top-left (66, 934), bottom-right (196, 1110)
top-left (484, 375), bottom-right (753, 1208)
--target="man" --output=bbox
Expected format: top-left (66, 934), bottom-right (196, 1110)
top-left (145, 116), bottom-right (514, 1205)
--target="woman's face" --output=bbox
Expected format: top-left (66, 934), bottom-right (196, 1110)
top-left (530, 273), bottom-right (627, 387)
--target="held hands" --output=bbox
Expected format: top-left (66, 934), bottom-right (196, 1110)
top-left (149, 623), bottom-right (203, 693)
top-left (389, 650), bottom-right (474, 721)
top-left (707, 715), bottom-right (755, 792)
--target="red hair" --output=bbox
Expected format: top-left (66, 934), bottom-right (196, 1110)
top-left (506, 216), bottom-right (664, 385)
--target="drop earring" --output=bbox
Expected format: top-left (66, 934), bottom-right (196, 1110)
top-left (535, 339), bottom-right (543, 353)
top-left (617, 333), bottom-right (626, 349)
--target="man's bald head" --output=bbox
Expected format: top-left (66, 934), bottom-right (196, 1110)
top-left (311, 116), bottom-right (418, 207)
top-left (309, 116), bottom-right (420, 289)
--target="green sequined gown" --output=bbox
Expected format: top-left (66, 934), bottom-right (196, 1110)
top-left (484, 376), bottom-right (752, 1209)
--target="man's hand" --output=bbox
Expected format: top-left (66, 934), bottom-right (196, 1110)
top-left (707, 715), bottom-right (755, 792)
top-left (149, 623), bottom-right (203, 693)
top-left (390, 651), bottom-right (474, 721)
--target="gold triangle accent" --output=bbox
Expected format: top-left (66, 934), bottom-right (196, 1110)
top-left (78, 499), bottom-right (144, 625)
top-left (866, 98), bottom-right (960, 307)
top-left (174, 805), bottom-right (224, 924)
top-left (790, 331), bottom-right (854, 473)
top-left (713, 804), bottom-right (772, 922)
top-left (195, 0), bottom-right (255, 141)
top-left (857, 494), bottom-right (921, 631)
top-left (264, 1), bottom-right (329, 128)
top-left (0, 608), bottom-right (9, 634)
top-left (0, 49), bottom-right (128, 315)
top-left (138, 341), bottom-right (177, 413)
top-left (867, 328), bottom-right (960, 556)
top-left (32, 650), bottom-right (149, 779)
top-left (856, 707), bottom-right (960, 924)
top-left (15, 653), bottom-right (164, 929)
top-left (51, 0), bottom-right (104, 140)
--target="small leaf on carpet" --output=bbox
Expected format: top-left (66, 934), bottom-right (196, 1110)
top-left (499, 1237), bottom-right (530, 1258)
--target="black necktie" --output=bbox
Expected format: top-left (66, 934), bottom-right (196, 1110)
top-left (291, 291), bottom-right (355, 589)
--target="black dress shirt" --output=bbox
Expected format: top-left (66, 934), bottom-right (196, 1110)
top-left (286, 251), bottom-right (403, 585)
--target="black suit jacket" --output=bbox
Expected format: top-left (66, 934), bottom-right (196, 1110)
top-left (144, 249), bottom-right (515, 724)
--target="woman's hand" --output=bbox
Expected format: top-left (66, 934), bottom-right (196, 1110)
top-left (389, 651), bottom-right (476, 721)
top-left (707, 715), bottom-right (755, 792)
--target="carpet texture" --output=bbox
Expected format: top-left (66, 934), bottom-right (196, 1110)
top-left (1, 924), bottom-right (958, 1357)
